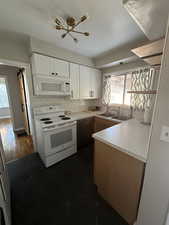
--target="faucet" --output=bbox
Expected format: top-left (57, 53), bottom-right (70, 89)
top-left (111, 106), bottom-right (120, 118)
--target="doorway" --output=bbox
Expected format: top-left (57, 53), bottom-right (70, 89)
top-left (0, 65), bottom-right (34, 162)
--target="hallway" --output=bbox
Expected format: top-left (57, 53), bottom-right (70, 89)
top-left (0, 118), bottom-right (34, 162)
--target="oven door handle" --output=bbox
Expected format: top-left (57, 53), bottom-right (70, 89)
top-left (43, 121), bottom-right (76, 132)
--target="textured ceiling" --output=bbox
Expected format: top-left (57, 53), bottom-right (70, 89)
top-left (0, 0), bottom-right (147, 57)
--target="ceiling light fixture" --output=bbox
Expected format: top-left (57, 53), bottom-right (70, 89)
top-left (54, 16), bottom-right (90, 43)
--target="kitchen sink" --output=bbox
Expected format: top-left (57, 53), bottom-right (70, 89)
top-left (100, 113), bottom-right (129, 121)
top-left (101, 113), bottom-right (112, 117)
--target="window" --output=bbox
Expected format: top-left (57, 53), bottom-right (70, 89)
top-left (0, 78), bottom-right (9, 108)
top-left (110, 75), bottom-right (125, 104)
top-left (107, 74), bottom-right (132, 105)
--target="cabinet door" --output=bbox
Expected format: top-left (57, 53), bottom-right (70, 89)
top-left (94, 140), bottom-right (145, 225)
top-left (79, 65), bottom-right (91, 98)
top-left (94, 117), bottom-right (119, 132)
top-left (51, 58), bottom-right (69, 78)
top-left (31, 54), bottom-right (51, 76)
top-left (91, 69), bottom-right (102, 98)
top-left (77, 117), bottom-right (94, 149)
top-left (70, 63), bottom-right (80, 99)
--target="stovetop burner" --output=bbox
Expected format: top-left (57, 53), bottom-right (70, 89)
top-left (40, 118), bottom-right (51, 121)
top-left (44, 121), bottom-right (53, 124)
top-left (59, 115), bottom-right (66, 118)
top-left (61, 117), bottom-right (71, 120)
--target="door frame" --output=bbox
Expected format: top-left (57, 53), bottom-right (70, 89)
top-left (0, 59), bottom-right (33, 137)
top-left (17, 71), bottom-right (30, 134)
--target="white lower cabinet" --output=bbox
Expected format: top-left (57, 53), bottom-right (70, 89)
top-left (79, 65), bottom-right (102, 99)
top-left (70, 63), bottom-right (80, 99)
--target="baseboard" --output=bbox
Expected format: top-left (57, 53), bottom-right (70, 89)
top-left (0, 116), bottom-right (11, 119)
top-left (14, 127), bottom-right (25, 132)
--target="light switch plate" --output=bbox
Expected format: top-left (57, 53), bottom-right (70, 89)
top-left (160, 126), bottom-right (169, 143)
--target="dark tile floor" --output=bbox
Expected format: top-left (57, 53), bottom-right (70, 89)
top-left (7, 146), bottom-right (128, 225)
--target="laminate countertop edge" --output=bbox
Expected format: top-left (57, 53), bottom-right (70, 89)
top-left (92, 119), bottom-right (150, 163)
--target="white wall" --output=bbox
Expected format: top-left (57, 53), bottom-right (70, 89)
top-left (0, 31), bottom-right (95, 67)
top-left (0, 107), bottom-right (10, 119)
top-left (166, 212), bottom-right (169, 225)
top-left (101, 60), bottom-right (147, 75)
top-left (94, 39), bottom-right (148, 68)
top-left (0, 66), bottom-right (24, 130)
top-left (136, 17), bottom-right (169, 225)
top-left (0, 31), bottom-right (29, 63)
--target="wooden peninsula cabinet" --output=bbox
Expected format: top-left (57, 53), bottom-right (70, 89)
top-left (94, 140), bottom-right (145, 225)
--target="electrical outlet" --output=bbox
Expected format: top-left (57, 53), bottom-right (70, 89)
top-left (160, 126), bottom-right (169, 143)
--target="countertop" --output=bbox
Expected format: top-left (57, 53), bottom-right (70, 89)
top-left (92, 119), bottom-right (150, 163)
top-left (70, 111), bottom-right (124, 123)
top-left (70, 111), bottom-right (103, 120)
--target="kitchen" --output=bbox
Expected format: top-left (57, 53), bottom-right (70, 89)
top-left (0, 1), bottom-right (169, 225)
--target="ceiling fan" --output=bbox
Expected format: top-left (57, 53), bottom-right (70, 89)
top-left (54, 15), bottom-right (90, 43)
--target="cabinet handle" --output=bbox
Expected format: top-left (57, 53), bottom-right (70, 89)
top-left (90, 91), bottom-right (92, 97)
top-left (51, 72), bottom-right (55, 75)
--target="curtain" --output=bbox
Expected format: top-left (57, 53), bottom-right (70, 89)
top-left (131, 68), bottom-right (155, 111)
top-left (102, 67), bottom-right (155, 111)
top-left (102, 75), bottom-right (112, 106)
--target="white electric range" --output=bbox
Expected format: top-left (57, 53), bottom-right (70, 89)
top-left (33, 105), bottom-right (77, 167)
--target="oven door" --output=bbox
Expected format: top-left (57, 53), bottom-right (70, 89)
top-left (43, 121), bottom-right (76, 156)
top-left (33, 76), bottom-right (70, 96)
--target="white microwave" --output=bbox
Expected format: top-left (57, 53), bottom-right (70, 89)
top-left (33, 76), bottom-right (70, 96)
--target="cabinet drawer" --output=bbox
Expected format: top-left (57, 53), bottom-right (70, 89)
top-left (94, 117), bottom-right (119, 132)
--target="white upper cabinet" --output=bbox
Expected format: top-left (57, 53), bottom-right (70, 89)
top-left (90, 69), bottom-right (102, 99)
top-left (31, 54), bottom-right (51, 76)
top-left (80, 65), bottom-right (102, 99)
top-left (80, 65), bottom-right (91, 99)
top-left (50, 58), bottom-right (69, 78)
top-left (31, 53), bottom-right (69, 78)
top-left (31, 53), bottom-right (101, 99)
top-left (70, 63), bottom-right (80, 99)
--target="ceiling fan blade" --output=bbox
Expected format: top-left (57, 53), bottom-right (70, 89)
top-left (55, 18), bottom-right (62, 25)
top-left (68, 33), bottom-right (78, 43)
top-left (62, 33), bottom-right (67, 39)
top-left (84, 32), bottom-right (90, 36)
top-left (71, 30), bottom-right (90, 37)
top-left (80, 15), bottom-right (87, 22)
